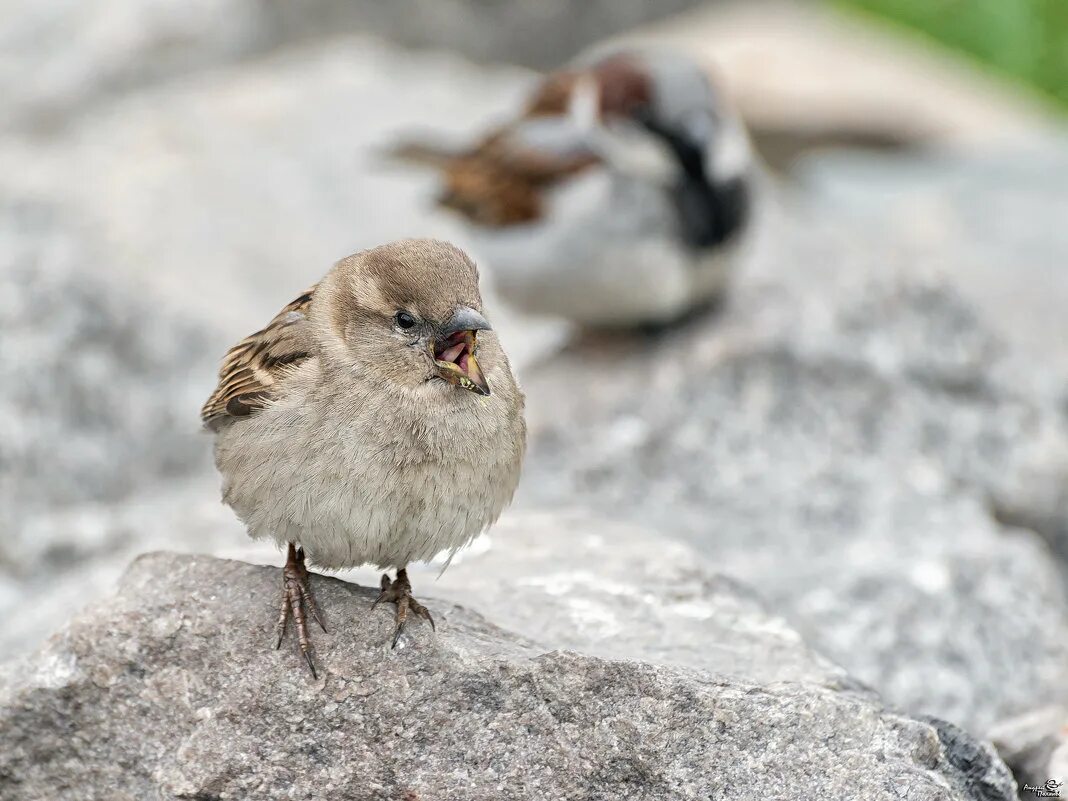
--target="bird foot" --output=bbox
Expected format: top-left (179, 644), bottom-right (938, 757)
top-left (372, 568), bottom-right (435, 648)
top-left (274, 543), bottom-right (327, 678)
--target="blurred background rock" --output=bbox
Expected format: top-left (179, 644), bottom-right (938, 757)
top-left (2, 0), bottom-right (1068, 792)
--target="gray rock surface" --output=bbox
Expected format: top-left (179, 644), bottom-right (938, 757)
top-left (0, 552), bottom-right (1017, 801)
top-left (5, 140), bottom-right (1068, 745)
top-left (516, 196), bottom-right (1068, 733)
top-left (799, 147), bottom-right (1068, 562)
top-left (0, 475), bottom-right (238, 658)
top-left (420, 511), bottom-right (855, 690)
top-left (0, 203), bottom-right (211, 567)
top-left (989, 706), bottom-right (1068, 793)
top-left (0, 0), bottom-right (704, 132)
top-left (798, 146), bottom-right (1068, 402)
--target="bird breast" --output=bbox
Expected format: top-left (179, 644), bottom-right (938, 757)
top-left (213, 363), bottom-right (524, 571)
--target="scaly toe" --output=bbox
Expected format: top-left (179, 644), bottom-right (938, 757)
top-left (372, 574), bottom-right (396, 609)
top-left (410, 599), bottom-right (435, 631)
top-left (373, 571), bottom-right (434, 647)
top-left (273, 545), bottom-right (323, 678)
top-left (391, 619), bottom-right (407, 649)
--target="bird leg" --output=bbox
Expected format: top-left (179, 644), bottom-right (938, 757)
top-left (372, 567), bottom-right (435, 648)
top-left (274, 543), bottom-right (326, 678)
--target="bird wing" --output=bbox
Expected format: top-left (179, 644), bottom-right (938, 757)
top-left (200, 285), bottom-right (318, 428)
top-left (432, 121), bottom-right (598, 226)
top-left (387, 70), bottom-right (599, 227)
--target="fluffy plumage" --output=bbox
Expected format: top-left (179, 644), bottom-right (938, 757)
top-left (203, 239), bottom-right (526, 572)
top-left (399, 47), bottom-right (756, 327)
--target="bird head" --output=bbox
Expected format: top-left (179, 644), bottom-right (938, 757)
top-left (391, 48), bottom-right (749, 231)
top-left (318, 239), bottom-right (494, 397)
top-left (564, 47), bottom-right (751, 188)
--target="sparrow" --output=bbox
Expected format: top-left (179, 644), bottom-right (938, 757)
top-left (201, 239), bottom-right (526, 676)
top-left (396, 46), bottom-right (755, 327)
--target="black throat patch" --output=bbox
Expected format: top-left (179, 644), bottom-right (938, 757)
top-left (637, 111), bottom-right (751, 250)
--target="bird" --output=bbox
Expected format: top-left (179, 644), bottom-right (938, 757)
top-left (201, 239), bottom-right (526, 677)
top-left (395, 46), bottom-right (756, 328)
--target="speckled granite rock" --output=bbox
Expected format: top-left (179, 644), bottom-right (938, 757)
top-left (798, 147), bottom-right (1068, 563)
top-left (0, 553), bottom-right (1017, 801)
top-left (0, 204), bottom-right (211, 567)
top-left (423, 511), bottom-right (855, 690)
top-left (989, 706), bottom-right (1068, 794)
top-left (797, 147), bottom-right (1068, 400)
top-left (518, 218), bottom-right (1068, 734)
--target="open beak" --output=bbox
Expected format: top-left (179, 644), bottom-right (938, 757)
top-left (431, 306), bottom-right (492, 396)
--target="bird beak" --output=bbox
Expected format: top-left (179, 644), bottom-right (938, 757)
top-left (431, 306), bottom-right (492, 396)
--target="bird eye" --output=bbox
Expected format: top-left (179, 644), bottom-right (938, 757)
top-left (395, 311), bottom-right (417, 330)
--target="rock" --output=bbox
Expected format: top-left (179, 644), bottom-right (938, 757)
top-left (924, 719), bottom-right (1022, 801)
top-left (0, 500), bottom-right (854, 695)
top-left (417, 510), bottom-right (855, 689)
top-left (0, 0), bottom-right (706, 132)
top-left (989, 707), bottom-right (1068, 793)
top-left (0, 552), bottom-right (1018, 801)
top-left (259, 0), bottom-right (707, 72)
top-left (0, 203), bottom-right (212, 567)
top-left (796, 147), bottom-right (1068, 564)
top-left (3, 10), bottom-right (1067, 779)
top-left (798, 147), bottom-right (1068, 397)
top-left (516, 198), bottom-right (1068, 733)
top-left (0, 475), bottom-right (243, 659)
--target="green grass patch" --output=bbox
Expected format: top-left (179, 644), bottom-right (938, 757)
top-left (833, 0), bottom-right (1068, 111)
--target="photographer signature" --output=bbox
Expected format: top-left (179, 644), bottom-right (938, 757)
top-left (1023, 780), bottom-right (1064, 798)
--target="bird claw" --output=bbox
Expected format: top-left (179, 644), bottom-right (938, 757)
top-left (373, 568), bottom-right (435, 648)
top-left (274, 544), bottom-right (325, 679)
top-left (391, 619), bottom-right (406, 650)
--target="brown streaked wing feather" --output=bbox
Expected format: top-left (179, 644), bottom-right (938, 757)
top-left (391, 68), bottom-right (599, 228)
top-left (437, 127), bottom-right (597, 227)
top-left (200, 286), bottom-right (318, 427)
top-left (523, 70), bottom-right (580, 117)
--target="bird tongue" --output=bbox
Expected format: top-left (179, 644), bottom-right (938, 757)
top-left (433, 330), bottom-right (490, 396)
top-left (438, 340), bottom-right (467, 364)
top-left (436, 329), bottom-right (473, 365)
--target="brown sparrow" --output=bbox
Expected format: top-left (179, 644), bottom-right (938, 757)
top-left (398, 46), bottom-right (755, 327)
top-left (201, 239), bottom-right (526, 676)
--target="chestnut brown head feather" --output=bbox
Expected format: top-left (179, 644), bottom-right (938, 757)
top-left (589, 54), bottom-right (653, 117)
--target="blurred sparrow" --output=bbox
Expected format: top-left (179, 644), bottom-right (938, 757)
top-left (398, 46), bottom-right (755, 327)
top-left (201, 239), bottom-right (526, 676)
